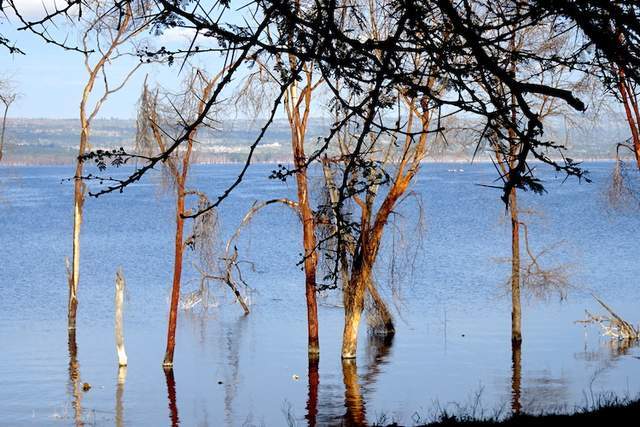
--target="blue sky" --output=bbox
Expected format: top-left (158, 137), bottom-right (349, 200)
top-left (1, 0), bottom-right (247, 119)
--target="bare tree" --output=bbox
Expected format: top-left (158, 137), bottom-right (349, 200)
top-left (136, 68), bottom-right (222, 367)
top-left (68, 0), bottom-right (150, 331)
top-left (485, 9), bottom-right (584, 344)
top-left (0, 77), bottom-right (17, 163)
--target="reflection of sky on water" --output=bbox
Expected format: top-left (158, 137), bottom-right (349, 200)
top-left (0, 162), bottom-right (639, 425)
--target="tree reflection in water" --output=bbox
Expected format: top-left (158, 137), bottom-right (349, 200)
top-left (511, 340), bottom-right (522, 415)
top-left (164, 367), bottom-right (180, 427)
top-left (223, 316), bottom-right (247, 426)
top-left (116, 366), bottom-right (127, 427)
top-left (306, 355), bottom-right (319, 427)
top-left (304, 334), bottom-right (394, 426)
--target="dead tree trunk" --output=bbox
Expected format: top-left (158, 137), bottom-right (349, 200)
top-left (115, 268), bottom-right (127, 367)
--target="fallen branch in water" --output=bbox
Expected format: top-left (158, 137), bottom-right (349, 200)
top-left (576, 294), bottom-right (639, 341)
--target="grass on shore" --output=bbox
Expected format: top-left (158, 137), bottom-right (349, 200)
top-left (383, 396), bottom-right (640, 426)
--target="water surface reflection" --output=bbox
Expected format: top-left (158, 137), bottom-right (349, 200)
top-left (164, 368), bottom-right (180, 427)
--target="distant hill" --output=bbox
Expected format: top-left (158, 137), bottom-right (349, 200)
top-left (0, 117), bottom-right (631, 165)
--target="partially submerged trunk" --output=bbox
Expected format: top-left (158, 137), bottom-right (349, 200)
top-left (340, 105), bottom-right (429, 359)
top-left (163, 175), bottom-right (187, 367)
top-left (285, 75), bottom-right (320, 355)
top-left (115, 268), bottom-right (127, 367)
top-left (68, 4), bottom-right (139, 332)
top-left (510, 188), bottom-right (522, 344)
top-left (69, 125), bottom-right (88, 330)
top-left (67, 328), bottom-right (83, 426)
top-left (322, 159), bottom-right (395, 336)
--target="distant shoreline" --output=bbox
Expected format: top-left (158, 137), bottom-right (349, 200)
top-left (0, 158), bottom-right (620, 168)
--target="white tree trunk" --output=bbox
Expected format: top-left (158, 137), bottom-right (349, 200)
top-left (115, 268), bottom-right (127, 366)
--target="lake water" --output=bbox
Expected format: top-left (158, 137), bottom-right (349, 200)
top-left (0, 162), bottom-right (639, 426)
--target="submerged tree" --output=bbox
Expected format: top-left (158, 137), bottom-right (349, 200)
top-left (0, 77), bottom-right (17, 163)
top-left (136, 69), bottom-right (222, 367)
top-left (17, 0), bottom-right (640, 360)
top-left (68, 0), bottom-right (150, 331)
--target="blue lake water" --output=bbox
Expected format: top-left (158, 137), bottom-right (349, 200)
top-left (0, 162), bottom-right (639, 426)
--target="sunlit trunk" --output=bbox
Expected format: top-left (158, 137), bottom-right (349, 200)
top-left (163, 182), bottom-right (185, 367)
top-left (115, 269), bottom-right (127, 366)
top-left (69, 124), bottom-right (88, 331)
top-left (322, 159), bottom-right (395, 335)
top-left (342, 262), bottom-right (369, 358)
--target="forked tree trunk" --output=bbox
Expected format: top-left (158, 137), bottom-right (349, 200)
top-left (163, 183), bottom-right (186, 367)
top-left (341, 183), bottom-right (407, 358)
top-left (115, 268), bottom-right (127, 367)
top-left (510, 188), bottom-right (522, 344)
top-left (322, 159), bottom-right (395, 335)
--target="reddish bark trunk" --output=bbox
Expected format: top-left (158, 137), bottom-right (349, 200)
top-left (163, 184), bottom-right (186, 367)
top-left (288, 82), bottom-right (320, 355)
top-left (618, 68), bottom-right (640, 169)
